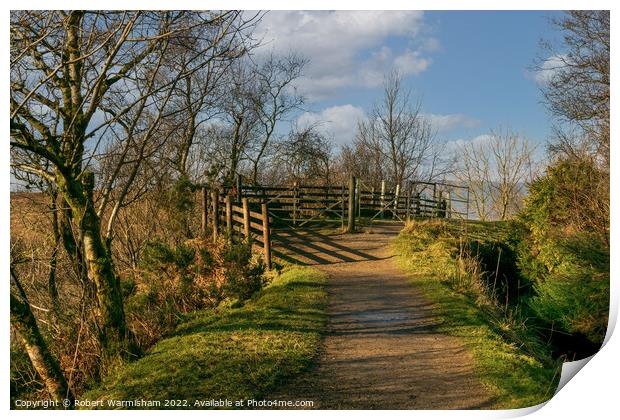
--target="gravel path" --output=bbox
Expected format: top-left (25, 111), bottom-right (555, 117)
top-left (269, 224), bottom-right (493, 409)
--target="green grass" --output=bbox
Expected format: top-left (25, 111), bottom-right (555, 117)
top-left (394, 219), bottom-right (561, 409)
top-left (82, 266), bottom-right (327, 409)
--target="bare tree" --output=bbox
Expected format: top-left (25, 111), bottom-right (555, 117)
top-left (10, 11), bottom-right (258, 361)
top-left (211, 52), bottom-right (307, 185)
top-left (272, 125), bottom-right (333, 185)
top-left (455, 128), bottom-right (536, 220)
top-left (490, 129), bottom-right (537, 220)
top-left (533, 10), bottom-right (609, 243)
top-left (165, 17), bottom-right (261, 181)
top-left (455, 139), bottom-right (494, 221)
top-left (246, 53), bottom-right (307, 183)
top-left (216, 60), bottom-right (262, 184)
top-left (536, 11), bottom-right (609, 166)
top-left (356, 71), bottom-right (439, 188)
top-left (335, 139), bottom-right (386, 189)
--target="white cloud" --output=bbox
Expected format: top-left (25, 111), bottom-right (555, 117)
top-left (393, 50), bottom-right (432, 76)
top-left (444, 134), bottom-right (493, 153)
top-left (254, 11), bottom-right (434, 100)
top-left (296, 108), bottom-right (480, 149)
top-left (424, 113), bottom-right (481, 133)
top-left (296, 104), bottom-right (366, 146)
top-left (533, 54), bottom-right (567, 85)
top-left (421, 37), bottom-right (442, 52)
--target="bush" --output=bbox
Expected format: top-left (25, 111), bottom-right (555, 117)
top-left (221, 240), bottom-right (266, 302)
top-left (517, 157), bottom-right (610, 345)
top-left (516, 229), bottom-right (609, 344)
top-left (126, 237), bottom-right (266, 348)
top-left (530, 267), bottom-right (609, 343)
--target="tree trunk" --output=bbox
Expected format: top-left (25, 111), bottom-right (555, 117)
top-left (10, 292), bottom-right (74, 404)
top-left (47, 189), bottom-right (61, 313)
top-left (82, 208), bottom-right (136, 358)
top-left (60, 171), bottom-right (138, 362)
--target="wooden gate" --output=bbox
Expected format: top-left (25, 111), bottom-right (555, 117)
top-left (238, 184), bottom-right (348, 229)
top-left (201, 178), bottom-right (469, 235)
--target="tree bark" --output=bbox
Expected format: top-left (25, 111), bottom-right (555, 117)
top-left (47, 188), bottom-right (61, 313)
top-left (59, 171), bottom-right (138, 361)
top-left (10, 291), bottom-right (74, 405)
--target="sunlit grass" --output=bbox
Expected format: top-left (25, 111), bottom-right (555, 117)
top-left (83, 267), bottom-right (327, 409)
top-left (394, 219), bottom-right (561, 409)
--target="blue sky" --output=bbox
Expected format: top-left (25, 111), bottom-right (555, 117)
top-left (255, 10), bottom-right (565, 150)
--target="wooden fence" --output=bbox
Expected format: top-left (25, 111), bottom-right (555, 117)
top-left (199, 177), bottom-right (469, 266)
top-left (355, 180), bottom-right (470, 221)
top-left (200, 189), bottom-right (272, 270)
top-left (231, 178), bottom-right (469, 229)
top-left (240, 184), bottom-right (348, 229)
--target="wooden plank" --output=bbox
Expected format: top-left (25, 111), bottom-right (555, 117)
top-left (225, 195), bottom-right (232, 234)
top-left (243, 185), bottom-right (293, 192)
top-left (231, 214), bottom-right (245, 225)
top-left (242, 198), bottom-right (250, 239)
top-left (297, 184), bottom-right (344, 190)
top-left (346, 176), bottom-right (356, 233)
top-left (261, 203), bottom-right (271, 270)
top-left (291, 191), bottom-right (346, 198)
top-left (249, 210), bottom-right (263, 220)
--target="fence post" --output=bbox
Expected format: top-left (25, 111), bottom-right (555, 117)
top-left (292, 182), bottom-right (298, 227)
top-left (340, 185), bottom-right (345, 229)
top-left (242, 197), bottom-right (251, 240)
top-left (380, 180), bottom-right (386, 219)
top-left (433, 183), bottom-right (438, 218)
top-left (393, 184), bottom-right (400, 219)
top-left (415, 192), bottom-right (420, 217)
top-left (261, 203), bottom-right (271, 270)
top-left (346, 175), bottom-right (356, 233)
top-left (211, 190), bottom-right (219, 242)
top-left (356, 181), bottom-right (361, 218)
top-left (370, 186), bottom-right (375, 210)
top-left (225, 195), bottom-right (232, 235)
top-left (465, 187), bottom-right (470, 221)
top-left (201, 187), bottom-right (208, 239)
top-left (406, 184), bottom-right (411, 222)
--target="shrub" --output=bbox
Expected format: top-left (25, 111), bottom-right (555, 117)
top-left (221, 240), bottom-right (266, 302)
top-left (517, 157), bottom-right (610, 345)
top-left (126, 237), bottom-right (266, 348)
top-left (517, 230), bottom-right (609, 344)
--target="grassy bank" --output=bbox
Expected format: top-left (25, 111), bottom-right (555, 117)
top-left (83, 266), bottom-right (327, 409)
top-left (394, 219), bottom-right (561, 409)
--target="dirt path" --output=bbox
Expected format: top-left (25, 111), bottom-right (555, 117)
top-left (269, 224), bottom-right (493, 409)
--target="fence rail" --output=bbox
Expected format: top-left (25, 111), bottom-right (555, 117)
top-left (200, 178), bottom-right (469, 265)
top-left (201, 190), bottom-right (272, 269)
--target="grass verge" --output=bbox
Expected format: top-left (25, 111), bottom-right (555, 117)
top-left (82, 266), bottom-right (327, 409)
top-left (394, 219), bottom-right (561, 409)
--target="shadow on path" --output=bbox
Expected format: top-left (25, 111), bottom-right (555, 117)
top-left (271, 224), bottom-right (396, 266)
top-left (268, 224), bottom-right (494, 409)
